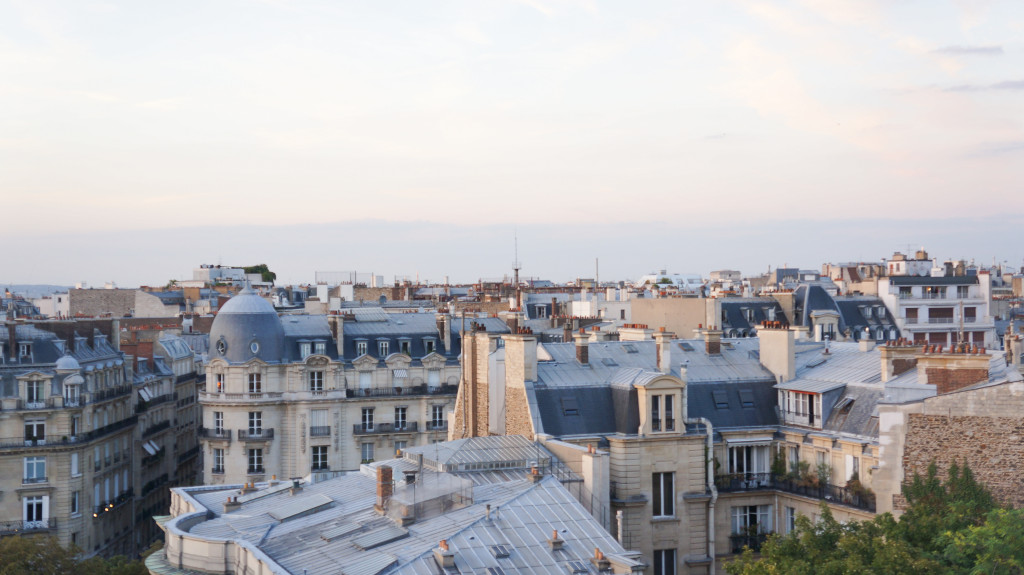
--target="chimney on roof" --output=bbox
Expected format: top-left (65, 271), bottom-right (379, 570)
top-left (704, 327), bottom-right (722, 355)
top-left (434, 540), bottom-right (456, 568)
top-left (574, 329), bottom-right (589, 365)
top-left (375, 466), bottom-right (393, 514)
top-left (548, 530), bottom-right (564, 551)
top-left (758, 324), bottom-right (795, 383)
top-left (916, 345), bottom-right (990, 394)
top-left (590, 548), bottom-right (611, 571)
top-left (654, 328), bottom-right (675, 374)
top-left (880, 339), bottom-right (919, 382)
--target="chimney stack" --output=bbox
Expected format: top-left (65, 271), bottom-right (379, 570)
top-left (654, 328), bottom-right (675, 374)
top-left (574, 329), bottom-right (589, 365)
top-left (548, 529), bottom-right (564, 550)
top-left (758, 323), bottom-right (795, 383)
top-left (375, 466), bottom-right (393, 513)
top-left (704, 327), bottom-right (723, 355)
top-left (434, 540), bottom-right (456, 568)
top-left (916, 345), bottom-right (991, 394)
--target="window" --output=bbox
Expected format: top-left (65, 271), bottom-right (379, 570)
top-left (732, 505), bottom-right (771, 535)
top-left (652, 472), bottom-right (674, 517)
top-left (71, 491), bottom-right (80, 516)
top-left (620, 309), bottom-right (626, 320)
top-left (428, 369), bottom-right (441, 387)
top-left (728, 445), bottom-right (770, 476)
top-left (71, 453), bottom-right (80, 477)
top-left (310, 409), bottom-right (328, 436)
top-left (361, 442), bottom-right (374, 463)
top-left (314, 342), bottom-right (326, 355)
top-left (399, 340), bottom-right (411, 355)
top-left (431, 405), bottom-right (445, 429)
top-left (19, 342), bottom-right (33, 359)
top-left (957, 285), bottom-right (971, 298)
top-left (248, 412), bottom-right (262, 435)
top-left (424, 339), bottom-right (435, 354)
top-left (378, 341), bottom-right (389, 357)
top-left (394, 407), bottom-right (407, 430)
top-left (26, 380), bottom-right (44, 407)
top-left (361, 408), bottom-right (374, 432)
top-left (299, 342), bottom-right (312, 359)
top-left (651, 395), bottom-right (660, 431)
top-left (248, 449), bottom-right (264, 474)
top-left (24, 496), bottom-right (46, 528)
top-left (248, 373), bottom-right (262, 394)
top-left (653, 549), bottom-right (676, 575)
top-left (308, 370), bottom-right (324, 392)
top-left (394, 440), bottom-right (407, 455)
top-left (784, 506), bottom-right (796, 534)
top-left (899, 286), bottom-right (912, 298)
top-left (356, 341), bottom-right (368, 356)
top-left (213, 448), bottom-right (224, 473)
top-left (214, 411), bottom-right (224, 433)
top-left (788, 446), bottom-right (799, 473)
top-left (665, 395), bottom-right (675, 431)
top-left (64, 383), bottom-right (80, 406)
top-left (71, 416), bottom-right (80, 439)
top-left (24, 456), bottom-right (46, 483)
top-left (94, 447), bottom-right (101, 471)
top-left (216, 373), bottom-right (224, 392)
top-left (24, 419), bottom-right (45, 444)
top-left (359, 371), bottom-right (372, 389)
top-left (846, 454), bottom-right (860, 482)
top-left (312, 446), bottom-right (328, 470)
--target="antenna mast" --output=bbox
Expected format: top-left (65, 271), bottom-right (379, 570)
top-left (513, 231), bottom-right (522, 311)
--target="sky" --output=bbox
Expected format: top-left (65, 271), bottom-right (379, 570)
top-left (2, 0), bottom-right (1023, 287)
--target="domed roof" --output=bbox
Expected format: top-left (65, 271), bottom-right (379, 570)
top-left (210, 288), bottom-right (285, 364)
top-left (55, 354), bottom-right (81, 371)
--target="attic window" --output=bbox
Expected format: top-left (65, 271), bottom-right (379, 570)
top-left (487, 568), bottom-right (507, 575)
top-left (489, 544), bottom-right (512, 558)
top-left (601, 357), bottom-right (618, 367)
top-left (565, 561), bottom-right (590, 574)
top-left (833, 397), bottom-right (854, 412)
top-left (712, 390), bottom-right (729, 410)
top-left (738, 389), bottom-right (755, 408)
top-left (679, 342), bottom-right (694, 352)
top-left (623, 344), bottom-right (638, 354)
top-left (561, 397), bottom-right (580, 416)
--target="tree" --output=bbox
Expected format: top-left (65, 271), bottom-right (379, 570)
top-left (243, 264), bottom-right (276, 284)
top-left (0, 536), bottom-right (148, 575)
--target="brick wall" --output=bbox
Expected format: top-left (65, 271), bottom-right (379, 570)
top-left (892, 358), bottom-right (916, 377)
top-left (504, 387), bottom-right (533, 439)
top-left (926, 368), bottom-right (989, 394)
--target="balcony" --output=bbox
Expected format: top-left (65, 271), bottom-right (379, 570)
top-left (93, 488), bottom-right (133, 518)
top-left (141, 474), bottom-right (169, 496)
top-left (198, 427), bottom-right (232, 442)
top-left (426, 421), bottom-right (448, 432)
top-left (778, 410), bottom-right (822, 429)
top-left (730, 532), bottom-right (770, 554)
top-left (19, 398), bottom-right (54, 410)
top-left (310, 426), bottom-right (331, 437)
top-left (714, 473), bottom-right (876, 512)
top-left (177, 445), bottom-right (201, 465)
top-left (199, 391), bottom-right (284, 403)
top-left (22, 476), bottom-right (48, 485)
top-left (353, 422), bottom-right (418, 435)
top-left (345, 384), bottom-right (458, 398)
top-left (142, 420), bottom-right (172, 438)
top-left (136, 393), bottom-right (174, 413)
top-left (0, 417), bottom-right (137, 452)
top-left (903, 317), bottom-right (918, 324)
top-left (927, 317), bottom-right (955, 324)
top-left (142, 448), bottom-right (165, 467)
top-left (88, 384), bottom-right (133, 405)
top-left (247, 466), bottom-right (265, 475)
top-left (0, 517), bottom-right (56, 535)
top-left (238, 428), bottom-right (274, 441)
top-left (211, 466), bottom-right (225, 475)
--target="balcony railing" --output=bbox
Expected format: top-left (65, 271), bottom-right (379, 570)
top-left (778, 410), bottom-right (822, 429)
top-left (88, 384), bottom-right (133, 405)
top-left (903, 317), bottom-right (918, 324)
top-left (238, 428), bottom-right (274, 441)
top-left (177, 445), bottom-right (201, 465)
top-left (93, 488), bottom-right (133, 517)
top-left (426, 421), bottom-right (448, 432)
top-left (928, 317), bottom-right (955, 324)
top-left (199, 391), bottom-right (284, 402)
top-left (198, 427), bottom-right (232, 441)
top-left (142, 420), bottom-right (171, 438)
top-left (142, 448), bottom-right (165, 467)
top-left (730, 532), bottom-right (770, 554)
top-left (310, 426), bottom-right (330, 437)
top-left (247, 466), bottom-right (265, 475)
top-left (141, 474), bottom-right (169, 496)
top-left (0, 416), bottom-right (137, 451)
top-left (0, 517), bottom-right (56, 535)
top-left (136, 393), bottom-right (174, 413)
top-left (345, 384), bottom-right (457, 398)
top-left (353, 422), bottom-right (418, 435)
top-left (22, 476), bottom-right (48, 485)
top-left (715, 473), bottom-right (876, 512)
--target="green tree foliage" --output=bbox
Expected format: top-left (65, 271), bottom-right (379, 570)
top-left (0, 536), bottom-right (148, 575)
top-left (726, 460), bottom-right (1023, 575)
top-left (242, 264), bottom-right (276, 284)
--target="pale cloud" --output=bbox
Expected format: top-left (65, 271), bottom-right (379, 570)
top-left (932, 45), bottom-right (1004, 56)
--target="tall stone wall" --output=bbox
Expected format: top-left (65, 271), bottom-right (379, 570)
top-left (69, 289), bottom-right (136, 317)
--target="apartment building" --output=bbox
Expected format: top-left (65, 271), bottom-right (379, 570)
top-left (449, 321), bottom-right (1020, 573)
top-left (878, 272), bottom-right (995, 347)
top-left (199, 288), bottom-right (508, 485)
top-left (0, 322), bottom-right (136, 556)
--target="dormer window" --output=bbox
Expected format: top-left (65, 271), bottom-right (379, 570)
top-left (314, 341), bottom-right (326, 356)
top-left (399, 339), bottom-right (411, 355)
top-left (26, 380), bottom-right (45, 409)
top-left (424, 339), bottom-right (436, 354)
top-left (19, 343), bottom-right (31, 360)
top-left (378, 341), bottom-right (389, 357)
top-left (356, 340), bottom-right (368, 357)
top-left (299, 342), bottom-right (312, 359)
top-left (650, 393), bottom-right (676, 432)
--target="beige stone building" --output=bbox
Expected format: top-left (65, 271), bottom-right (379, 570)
top-left (449, 321), bottom-right (1009, 574)
top-left (0, 323), bottom-right (136, 556)
top-left (199, 290), bottom-right (508, 485)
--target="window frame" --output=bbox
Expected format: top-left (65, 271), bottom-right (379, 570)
top-left (651, 472), bottom-right (675, 517)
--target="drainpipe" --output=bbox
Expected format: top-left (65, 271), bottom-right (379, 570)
top-left (686, 416), bottom-right (717, 574)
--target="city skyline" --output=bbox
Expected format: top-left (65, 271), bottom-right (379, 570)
top-left (2, 1), bottom-right (1023, 284)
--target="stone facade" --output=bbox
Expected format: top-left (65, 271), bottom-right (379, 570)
top-left (69, 289), bottom-right (135, 318)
